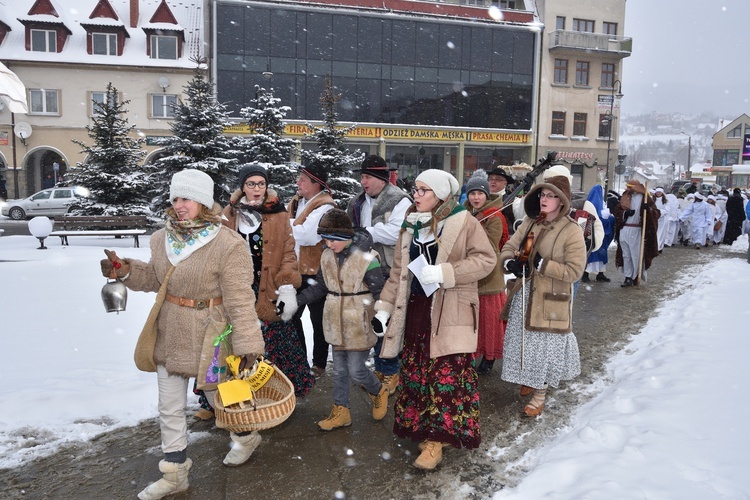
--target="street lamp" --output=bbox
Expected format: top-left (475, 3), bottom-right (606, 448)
top-left (680, 131), bottom-right (691, 181)
top-left (603, 80), bottom-right (624, 191)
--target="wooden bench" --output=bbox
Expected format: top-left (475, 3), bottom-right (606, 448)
top-left (50, 215), bottom-right (149, 247)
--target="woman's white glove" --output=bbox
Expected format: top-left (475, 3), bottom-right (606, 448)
top-left (275, 284), bottom-right (298, 322)
top-left (371, 310), bottom-right (391, 337)
top-left (419, 264), bottom-right (444, 285)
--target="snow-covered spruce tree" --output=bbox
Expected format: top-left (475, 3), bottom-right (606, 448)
top-left (148, 62), bottom-right (237, 213)
top-left (299, 75), bottom-right (363, 208)
top-left (231, 85), bottom-right (298, 202)
top-left (67, 82), bottom-right (150, 217)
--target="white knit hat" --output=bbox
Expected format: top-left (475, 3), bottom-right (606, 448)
top-left (170, 169), bottom-right (215, 208)
top-left (415, 169), bottom-right (459, 201)
top-left (542, 164), bottom-right (573, 183)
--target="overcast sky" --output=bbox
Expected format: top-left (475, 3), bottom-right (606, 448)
top-left (622, 0), bottom-right (750, 117)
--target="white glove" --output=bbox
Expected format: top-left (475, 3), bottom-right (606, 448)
top-left (371, 310), bottom-right (390, 337)
top-left (419, 264), bottom-right (444, 285)
top-left (275, 284), bottom-right (298, 322)
top-left (600, 208), bottom-right (611, 219)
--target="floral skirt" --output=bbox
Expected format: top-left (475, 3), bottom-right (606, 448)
top-left (263, 320), bottom-right (315, 398)
top-left (393, 293), bottom-right (481, 449)
top-left (476, 292), bottom-right (507, 360)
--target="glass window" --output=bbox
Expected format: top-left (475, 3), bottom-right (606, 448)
top-left (415, 24), bottom-right (439, 67)
top-left (151, 94), bottom-right (178, 118)
top-left (91, 91), bottom-right (118, 116)
top-left (573, 113), bottom-right (587, 136)
top-left (576, 61), bottom-right (590, 86)
top-left (357, 17), bottom-right (383, 64)
top-left (306, 13), bottom-right (332, 61)
top-left (603, 22), bottom-right (618, 36)
top-left (728, 125), bottom-right (742, 138)
top-left (29, 89), bottom-right (59, 114)
top-left (53, 189), bottom-right (72, 199)
top-left (31, 29), bottom-right (56, 52)
top-left (392, 21), bottom-right (416, 66)
top-left (599, 114), bottom-right (612, 138)
top-left (470, 27), bottom-right (493, 71)
top-left (554, 59), bottom-right (568, 84)
top-left (556, 16), bottom-right (565, 30)
top-left (270, 9), bottom-right (296, 58)
top-left (440, 24), bottom-right (463, 70)
top-left (333, 15), bottom-right (358, 62)
top-left (572, 19), bottom-right (595, 33)
top-left (150, 35), bottom-right (177, 59)
top-left (92, 33), bottom-right (117, 55)
top-left (601, 63), bottom-right (615, 88)
top-left (552, 111), bottom-right (566, 135)
top-left (31, 191), bottom-right (51, 200)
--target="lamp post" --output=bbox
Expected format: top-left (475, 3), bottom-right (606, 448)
top-left (680, 131), bottom-right (691, 181)
top-left (603, 80), bottom-right (623, 191)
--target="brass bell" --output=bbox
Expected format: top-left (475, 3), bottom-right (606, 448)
top-left (102, 268), bottom-right (127, 314)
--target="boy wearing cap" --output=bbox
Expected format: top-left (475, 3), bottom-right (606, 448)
top-left (296, 208), bottom-right (389, 430)
top-left (288, 160), bottom-right (336, 377)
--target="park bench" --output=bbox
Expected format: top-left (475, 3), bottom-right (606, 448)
top-left (50, 215), bottom-right (149, 247)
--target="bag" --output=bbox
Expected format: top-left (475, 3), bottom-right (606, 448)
top-left (195, 309), bottom-right (233, 391)
top-left (134, 266), bottom-right (175, 372)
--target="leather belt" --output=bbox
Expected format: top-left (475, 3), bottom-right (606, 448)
top-left (327, 290), bottom-right (370, 296)
top-left (165, 293), bottom-right (222, 310)
top-left (623, 223), bottom-right (641, 227)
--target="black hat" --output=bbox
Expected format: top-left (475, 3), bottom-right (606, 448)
top-left (300, 160), bottom-right (330, 190)
top-left (238, 163), bottom-right (268, 188)
top-left (488, 166), bottom-right (514, 183)
top-left (359, 155), bottom-right (390, 183)
top-left (317, 208), bottom-right (355, 241)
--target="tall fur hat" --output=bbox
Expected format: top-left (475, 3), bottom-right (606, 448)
top-left (317, 208), bottom-right (355, 241)
top-left (170, 169), bottom-right (214, 209)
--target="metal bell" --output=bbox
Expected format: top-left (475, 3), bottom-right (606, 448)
top-left (102, 277), bottom-right (127, 314)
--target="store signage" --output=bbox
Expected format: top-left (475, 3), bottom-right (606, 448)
top-left (556, 151), bottom-right (594, 160)
top-left (743, 133), bottom-right (750, 158)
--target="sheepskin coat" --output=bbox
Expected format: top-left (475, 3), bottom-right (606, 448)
top-left (375, 209), bottom-right (496, 359)
top-left (464, 193), bottom-right (508, 295)
top-left (124, 225), bottom-right (265, 378)
top-left (222, 188), bottom-right (302, 322)
top-left (288, 191), bottom-right (336, 275)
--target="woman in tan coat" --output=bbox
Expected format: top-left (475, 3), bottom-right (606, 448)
top-left (100, 169), bottom-right (265, 500)
top-left (222, 163), bottom-right (313, 398)
top-left (374, 169), bottom-right (496, 471)
top-left (499, 175), bottom-right (586, 418)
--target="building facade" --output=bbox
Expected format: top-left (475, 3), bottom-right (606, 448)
top-left (711, 114), bottom-right (750, 189)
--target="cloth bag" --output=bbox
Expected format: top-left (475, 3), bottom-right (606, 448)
top-left (196, 308), bottom-right (233, 391)
top-left (134, 266), bottom-right (175, 372)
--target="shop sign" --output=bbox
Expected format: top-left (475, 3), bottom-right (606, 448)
top-left (0, 131), bottom-right (7, 146)
top-left (466, 131), bottom-right (529, 143)
top-left (556, 151), bottom-right (594, 160)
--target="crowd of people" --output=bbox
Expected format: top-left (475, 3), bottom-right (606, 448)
top-left (98, 160), bottom-right (749, 499)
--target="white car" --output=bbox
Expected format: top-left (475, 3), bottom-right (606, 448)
top-left (1, 186), bottom-right (89, 220)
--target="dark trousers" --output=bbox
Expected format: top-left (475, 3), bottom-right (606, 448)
top-left (293, 274), bottom-right (328, 369)
top-left (373, 336), bottom-right (399, 376)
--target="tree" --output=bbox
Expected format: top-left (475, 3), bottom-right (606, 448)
top-left (231, 85), bottom-right (298, 201)
top-left (299, 75), bottom-right (363, 207)
top-left (66, 82), bottom-right (150, 217)
top-left (148, 61), bottom-right (237, 212)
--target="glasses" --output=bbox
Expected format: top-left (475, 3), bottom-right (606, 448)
top-left (411, 187), bottom-right (434, 197)
top-left (539, 192), bottom-right (559, 199)
top-left (244, 181), bottom-right (266, 189)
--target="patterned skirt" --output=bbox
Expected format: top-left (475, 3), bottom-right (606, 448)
top-left (501, 286), bottom-right (580, 389)
top-left (263, 320), bottom-right (315, 398)
top-left (476, 292), bottom-right (507, 360)
top-left (393, 293), bottom-right (481, 449)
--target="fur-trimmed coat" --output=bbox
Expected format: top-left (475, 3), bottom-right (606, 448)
top-left (124, 226), bottom-right (265, 378)
top-left (375, 209), bottom-right (496, 359)
top-left (222, 188), bottom-right (302, 322)
top-left (464, 193), bottom-right (509, 295)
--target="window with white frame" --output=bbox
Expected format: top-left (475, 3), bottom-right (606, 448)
top-left (31, 29), bottom-right (57, 52)
top-left (92, 33), bottom-right (117, 55)
top-left (151, 94), bottom-right (178, 118)
top-left (91, 91), bottom-right (118, 116)
top-left (150, 35), bottom-right (178, 60)
top-left (29, 89), bottom-right (60, 115)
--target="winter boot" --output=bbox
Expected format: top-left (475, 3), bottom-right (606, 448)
top-left (137, 458), bottom-right (192, 500)
top-left (370, 385), bottom-right (389, 420)
top-left (523, 386), bottom-right (547, 417)
top-left (581, 272), bottom-right (590, 283)
top-left (223, 431), bottom-right (261, 467)
top-left (414, 441), bottom-right (446, 470)
top-left (595, 272), bottom-right (611, 282)
top-left (382, 373), bottom-right (400, 395)
top-left (318, 405), bottom-right (352, 431)
top-left (193, 408), bottom-right (214, 421)
top-left (476, 358), bottom-right (494, 375)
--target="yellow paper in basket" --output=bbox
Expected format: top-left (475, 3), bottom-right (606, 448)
top-left (226, 355), bottom-right (242, 377)
top-left (247, 360), bottom-right (275, 391)
top-left (217, 379), bottom-right (253, 406)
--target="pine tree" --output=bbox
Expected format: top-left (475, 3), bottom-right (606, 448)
top-left (67, 82), bottom-right (150, 217)
top-left (299, 75), bottom-right (364, 207)
top-left (231, 85), bottom-right (298, 201)
top-left (148, 61), bottom-right (237, 212)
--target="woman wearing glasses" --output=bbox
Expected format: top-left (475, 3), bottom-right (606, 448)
top-left (221, 163), bottom-right (314, 399)
top-left (499, 175), bottom-right (586, 417)
top-left (373, 169), bottom-right (496, 470)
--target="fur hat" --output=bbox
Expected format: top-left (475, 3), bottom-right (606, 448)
top-left (464, 172), bottom-right (490, 198)
top-left (238, 163), bottom-right (268, 187)
top-left (170, 169), bottom-right (214, 209)
top-left (300, 160), bottom-right (330, 190)
top-left (542, 164), bottom-right (573, 184)
top-left (317, 208), bottom-right (355, 241)
top-left (360, 155), bottom-right (390, 183)
top-left (415, 169), bottom-right (459, 201)
top-left (523, 175), bottom-right (572, 219)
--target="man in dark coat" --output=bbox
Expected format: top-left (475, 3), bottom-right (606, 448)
top-left (614, 179), bottom-right (660, 287)
top-left (722, 188), bottom-right (746, 245)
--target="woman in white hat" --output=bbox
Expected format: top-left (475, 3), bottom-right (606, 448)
top-left (373, 169), bottom-right (496, 470)
top-left (100, 169), bottom-right (265, 499)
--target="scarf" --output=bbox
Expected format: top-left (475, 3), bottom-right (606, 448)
top-left (165, 216), bottom-right (221, 265)
top-left (401, 199), bottom-right (465, 241)
top-left (236, 197), bottom-right (263, 235)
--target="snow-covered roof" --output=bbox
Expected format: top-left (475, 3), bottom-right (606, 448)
top-left (0, 0), bottom-right (202, 69)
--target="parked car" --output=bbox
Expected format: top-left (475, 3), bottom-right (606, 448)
top-left (670, 180), bottom-right (691, 195)
top-left (1, 186), bottom-right (89, 220)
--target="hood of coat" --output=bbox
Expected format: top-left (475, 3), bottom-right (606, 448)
top-left (228, 188), bottom-right (286, 215)
top-left (524, 178), bottom-right (572, 222)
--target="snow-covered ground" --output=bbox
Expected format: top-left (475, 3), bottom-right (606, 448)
top-left (1, 230), bottom-right (749, 498)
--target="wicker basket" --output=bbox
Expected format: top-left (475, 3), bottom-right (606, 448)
top-left (214, 366), bottom-right (296, 432)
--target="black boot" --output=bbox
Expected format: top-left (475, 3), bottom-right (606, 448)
top-left (596, 272), bottom-right (611, 282)
top-left (476, 358), bottom-right (494, 375)
top-left (581, 272), bottom-right (590, 283)
top-left (621, 277), bottom-right (633, 287)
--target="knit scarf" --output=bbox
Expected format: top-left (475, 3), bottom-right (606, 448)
top-left (401, 199), bottom-right (465, 240)
top-left (165, 216), bottom-right (221, 265)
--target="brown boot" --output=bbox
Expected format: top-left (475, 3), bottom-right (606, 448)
top-left (519, 385), bottom-right (534, 397)
top-left (370, 386), bottom-right (389, 420)
top-left (318, 405), bottom-right (352, 431)
top-left (414, 441), bottom-right (445, 470)
top-left (382, 373), bottom-right (400, 395)
top-left (523, 387), bottom-right (547, 417)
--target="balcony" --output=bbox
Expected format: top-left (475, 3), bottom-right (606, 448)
top-left (549, 30), bottom-right (632, 57)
